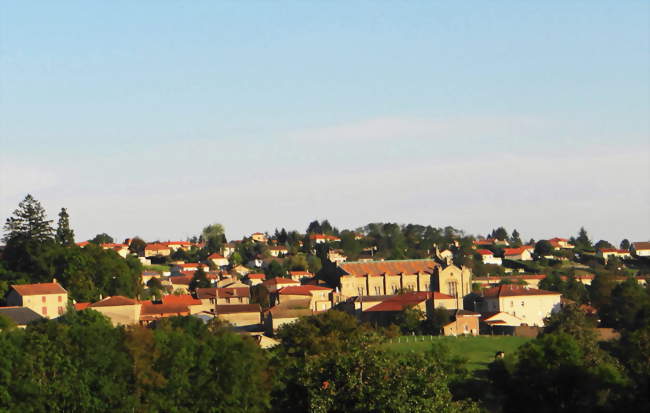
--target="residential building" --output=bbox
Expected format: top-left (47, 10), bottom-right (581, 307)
top-left (476, 249), bottom-right (502, 265)
top-left (548, 238), bottom-right (574, 250)
top-left (287, 270), bottom-right (314, 283)
top-left (503, 247), bottom-right (533, 261)
top-left (87, 296), bottom-right (141, 326)
top-left (309, 234), bottom-right (341, 244)
top-left (264, 301), bottom-right (312, 336)
top-left (442, 310), bottom-right (480, 336)
top-left (215, 304), bottom-right (261, 330)
top-left (327, 249), bottom-right (348, 263)
top-left (100, 243), bottom-right (130, 258)
top-left (161, 241), bottom-right (193, 252)
top-left (598, 248), bottom-right (632, 262)
top-left (262, 277), bottom-right (300, 293)
top-left (276, 285), bottom-right (332, 311)
top-left (6, 282), bottom-right (68, 318)
top-left (476, 285), bottom-right (561, 327)
top-left (251, 232), bottom-right (268, 243)
top-left (269, 246), bottom-right (288, 257)
top-left (221, 243), bottom-right (237, 258)
top-left (244, 273), bottom-right (266, 286)
top-left (0, 307), bottom-right (43, 328)
top-left (361, 291), bottom-right (457, 325)
top-left (631, 242), bottom-right (650, 257)
top-left (171, 262), bottom-right (210, 274)
top-left (207, 253), bottom-right (229, 267)
top-left (144, 243), bottom-right (171, 257)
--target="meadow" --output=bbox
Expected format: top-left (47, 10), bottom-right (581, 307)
top-left (385, 335), bottom-right (531, 371)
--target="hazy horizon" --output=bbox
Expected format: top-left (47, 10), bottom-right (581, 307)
top-left (2, 1), bottom-right (648, 245)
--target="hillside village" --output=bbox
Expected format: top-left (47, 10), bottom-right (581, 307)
top-left (1, 195), bottom-right (649, 412)
top-left (2, 195), bottom-right (649, 340)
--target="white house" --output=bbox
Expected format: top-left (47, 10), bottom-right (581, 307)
top-left (476, 249), bottom-right (502, 265)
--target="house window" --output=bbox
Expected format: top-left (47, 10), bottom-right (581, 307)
top-left (521, 301), bottom-right (525, 307)
top-left (58, 307), bottom-right (64, 315)
top-left (42, 307), bottom-right (47, 315)
top-left (510, 301), bottom-right (514, 308)
top-left (58, 296), bottom-right (62, 303)
top-left (374, 286), bottom-right (381, 295)
top-left (358, 287), bottom-right (364, 296)
top-left (42, 296), bottom-right (46, 303)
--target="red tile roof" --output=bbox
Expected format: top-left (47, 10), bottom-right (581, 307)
top-left (208, 253), bottom-right (226, 259)
top-left (162, 294), bottom-right (202, 306)
top-left (74, 302), bottom-right (91, 311)
top-left (365, 291), bottom-right (453, 312)
top-left (90, 296), bottom-right (138, 307)
top-left (195, 288), bottom-right (217, 299)
top-left (11, 282), bottom-right (67, 296)
top-left (247, 273), bottom-right (266, 280)
top-left (600, 248), bottom-right (630, 254)
top-left (633, 242), bottom-right (650, 250)
top-left (161, 241), bottom-right (192, 246)
top-left (309, 234), bottom-right (341, 241)
top-left (482, 285), bottom-right (560, 298)
top-left (278, 285), bottom-right (332, 296)
top-left (145, 243), bottom-right (170, 251)
top-left (473, 239), bottom-right (495, 245)
top-left (503, 247), bottom-right (531, 256)
top-left (76, 241), bottom-right (91, 247)
top-left (289, 270), bottom-right (313, 277)
top-left (339, 259), bottom-right (439, 277)
top-left (140, 302), bottom-right (190, 317)
top-left (100, 243), bottom-right (128, 249)
top-left (217, 287), bottom-right (250, 299)
top-left (169, 275), bottom-right (193, 285)
top-left (262, 277), bottom-right (300, 286)
top-left (476, 249), bottom-right (494, 256)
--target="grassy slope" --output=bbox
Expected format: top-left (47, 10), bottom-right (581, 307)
top-left (385, 335), bottom-right (531, 371)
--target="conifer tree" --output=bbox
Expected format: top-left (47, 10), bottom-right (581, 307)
top-left (3, 194), bottom-right (53, 243)
top-left (55, 207), bottom-right (75, 246)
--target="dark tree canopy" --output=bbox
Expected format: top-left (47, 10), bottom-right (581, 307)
top-left (90, 233), bottom-right (114, 245)
top-left (3, 194), bottom-right (54, 243)
top-left (55, 207), bottom-right (75, 246)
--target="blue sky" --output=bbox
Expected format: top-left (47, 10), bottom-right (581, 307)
top-left (1, 1), bottom-right (648, 244)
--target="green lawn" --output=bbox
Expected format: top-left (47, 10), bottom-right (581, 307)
top-left (385, 335), bottom-right (531, 371)
top-left (143, 264), bottom-right (171, 273)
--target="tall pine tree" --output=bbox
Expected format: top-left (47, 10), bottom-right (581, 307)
top-left (55, 207), bottom-right (75, 246)
top-left (3, 194), bottom-right (54, 243)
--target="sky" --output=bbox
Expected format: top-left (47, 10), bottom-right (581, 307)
top-left (1, 1), bottom-right (649, 245)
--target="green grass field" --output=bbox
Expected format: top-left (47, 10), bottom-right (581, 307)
top-left (143, 264), bottom-right (170, 273)
top-left (385, 335), bottom-right (531, 371)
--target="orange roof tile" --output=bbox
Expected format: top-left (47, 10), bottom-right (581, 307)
top-left (90, 296), bottom-right (138, 307)
top-left (365, 292), bottom-right (453, 312)
top-left (11, 282), bottom-right (67, 296)
top-left (162, 294), bottom-right (201, 305)
top-left (339, 259), bottom-right (439, 277)
top-left (482, 285), bottom-right (560, 298)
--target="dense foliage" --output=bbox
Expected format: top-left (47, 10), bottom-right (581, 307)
top-left (0, 312), bottom-right (270, 413)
